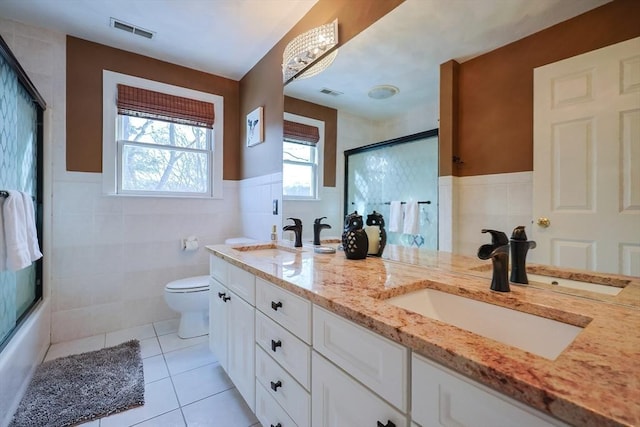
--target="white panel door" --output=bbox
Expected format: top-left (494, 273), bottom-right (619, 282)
top-left (533, 37), bottom-right (640, 275)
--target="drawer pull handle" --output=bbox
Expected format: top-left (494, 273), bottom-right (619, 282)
top-left (271, 301), bottom-right (283, 311)
top-left (270, 380), bottom-right (282, 392)
top-left (217, 292), bottom-right (225, 299)
top-left (377, 421), bottom-right (395, 427)
top-left (271, 339), bottom-right (282, 352)
top-left (271, 424), bottom-right (282, 427)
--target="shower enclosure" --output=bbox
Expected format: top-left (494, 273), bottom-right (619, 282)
top-left (0, 36), bottom-right (45, 351)
top-left (345, 130), bottom-right (439, 250)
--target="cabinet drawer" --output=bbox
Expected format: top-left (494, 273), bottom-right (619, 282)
top-left (312, 305), bottom-right (408, 412)
top-left (256, 346), bottom-right (310, 427)
top-left (256, 382), bottom-right (298, 427)
top-left (256, 311), bottom-right (311, 390)
top-left (256, 278), bottom-right (311, 344)
top-left (412, 353), bottom-right (567, 427)
top-left (227, 264), bottom-right (255, 305)
top-left (209, 255), bottom-right (227, 284)
top-left (312, 351), bottom-right (407, 427)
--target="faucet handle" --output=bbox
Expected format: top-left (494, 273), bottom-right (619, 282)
top-left (314, 217), bottom-right (327, 224)
top-left (481, 229), bottom-right (509, 246)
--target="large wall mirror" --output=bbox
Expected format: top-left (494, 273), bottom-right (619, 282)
top-left (281, 0), bottom-right (639, 306)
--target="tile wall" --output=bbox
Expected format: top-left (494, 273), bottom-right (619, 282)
top-left (453, 172), bottom-right (534, 257)
top-left (238, 172), bottom-right (283, 242)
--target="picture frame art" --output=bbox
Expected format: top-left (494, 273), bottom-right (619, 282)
top-left (246, 106), bottom-right (264, 147)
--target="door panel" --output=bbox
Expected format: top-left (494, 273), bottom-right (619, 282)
top-left (533, 36), bottom-right (640, 274)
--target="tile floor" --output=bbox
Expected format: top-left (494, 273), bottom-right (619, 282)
top-left (42, 319), bottom-right (260, 427)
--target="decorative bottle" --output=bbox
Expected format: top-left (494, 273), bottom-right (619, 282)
top-left (365, 211), bottom-right (387, 257)
top-left (341, 211), bottom-right (369, 260)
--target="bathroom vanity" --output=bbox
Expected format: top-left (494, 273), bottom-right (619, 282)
top-left (206, 242), bottom-right (640, 427)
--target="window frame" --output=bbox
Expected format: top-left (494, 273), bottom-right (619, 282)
top-left (282, 112), bottom-right (324, 201)
top-left (102, 71), bottom-right (224, 198)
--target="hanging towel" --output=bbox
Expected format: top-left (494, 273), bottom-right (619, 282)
top-left (0, 190), bottom-right (42, 272)
top-left (388, 201), bottom-right (403, 232)
top-left (403, 201), bottom-right (420, 235)
top-left (22, 191), bottom-right (43, 263)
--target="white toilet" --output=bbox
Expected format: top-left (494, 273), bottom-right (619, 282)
top-left (164, 275), bottom-right (210, 339)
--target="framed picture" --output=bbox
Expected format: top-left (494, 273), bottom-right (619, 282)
top-left (246, 106), bottom-right (264, 147)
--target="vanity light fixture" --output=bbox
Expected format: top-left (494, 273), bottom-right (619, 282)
top-left (368, 85), bottom-right (399, 100)
top-left (283, 19), bottom-right (339, 83)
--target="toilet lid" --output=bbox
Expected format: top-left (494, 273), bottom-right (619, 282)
top-left (166, 275), bottom-right (210, 292)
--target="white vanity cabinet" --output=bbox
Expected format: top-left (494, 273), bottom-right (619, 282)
top-left (255, 278), bottom-right (312, 427)
top-left (411, 353), bottom-right (568, 427)
top-left (312, 305), bottom-right (409, 427)
top-left (208, 257), bottom-right (256, 411)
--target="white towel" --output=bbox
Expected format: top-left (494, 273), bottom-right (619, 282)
top-left (0, 190), bottom-right (42, 271)
top-left (403, 201), bottom-right (420, 235)
top-left (388, 201), bottom-right (403, 232)
top-left (22, 192), bottom-right (43, 263)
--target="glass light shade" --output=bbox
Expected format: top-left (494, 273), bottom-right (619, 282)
top-left (283, 19), bottom-right (338, 83)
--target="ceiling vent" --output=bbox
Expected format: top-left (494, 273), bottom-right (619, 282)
top-left (320, 88), bottom-right (343, 97)
top-left (110, 18), bottom-right (155, 39)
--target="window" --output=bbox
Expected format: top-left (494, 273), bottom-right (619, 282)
top-left (282, 114), bottom-right (323, 200)
top-left (103, 71), bottom-right (224, 198)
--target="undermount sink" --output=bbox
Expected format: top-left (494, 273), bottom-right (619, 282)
top-left (232, 244), bottom-right (305, 262)
top-left (386, 288), bottom-right (584, 360)
top-left (527, 273), bottom-right (623, 296)
top-left (468, 264), bottom-right (623, 296)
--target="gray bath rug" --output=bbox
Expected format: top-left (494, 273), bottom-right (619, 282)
top-left (9, 339), bottom-right (145, 427)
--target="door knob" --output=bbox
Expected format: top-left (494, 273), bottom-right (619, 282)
top-left (536, 217), bottom-right (551, 228)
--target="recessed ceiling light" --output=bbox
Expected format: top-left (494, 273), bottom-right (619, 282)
top-left (110, 18), bottom-right (155, 40)
top-left (368, 85), bottom-right (399, 100)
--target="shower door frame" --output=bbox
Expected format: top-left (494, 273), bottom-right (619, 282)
top-left (0, 35), bottom-right (46, 352)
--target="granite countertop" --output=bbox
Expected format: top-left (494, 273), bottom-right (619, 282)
top-left (206, 242), bottom-right (640, 427)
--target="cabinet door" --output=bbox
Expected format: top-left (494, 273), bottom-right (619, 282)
top-left (228, 291), bottom-right (256, 412)
top-left (209, 279), bottom-right (228, 370)
top-left (312, 351), bottom-right (406, 427)
top-left (412, 354), bottom-right (566, 427)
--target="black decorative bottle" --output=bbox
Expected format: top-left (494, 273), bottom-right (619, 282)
top-left (341, 211), bottom-right (369, 260)
top-left (365, 211), bottom-right (387, 257)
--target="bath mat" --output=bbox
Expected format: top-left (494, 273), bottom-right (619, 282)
top-left (9, 339), bottom-right (144, 427)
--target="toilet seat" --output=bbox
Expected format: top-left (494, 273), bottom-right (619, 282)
top-left (165, 275), bottom-right (210, 293)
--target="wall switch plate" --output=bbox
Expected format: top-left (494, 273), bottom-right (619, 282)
top-left (272, 199), bottom-right (278, 215)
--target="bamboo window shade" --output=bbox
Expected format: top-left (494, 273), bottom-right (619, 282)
top-left (117, 84), bottom-right (215, 128)
top-left (283, 120), bottom-right (320, 145)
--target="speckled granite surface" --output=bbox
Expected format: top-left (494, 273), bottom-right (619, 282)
top-left (206, 242), bottom-right (640, 427)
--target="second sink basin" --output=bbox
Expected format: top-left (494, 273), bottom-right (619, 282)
top-left (386, 288), bottom-right (584, 360)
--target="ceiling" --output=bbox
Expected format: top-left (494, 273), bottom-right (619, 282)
top-left (0, 0), bottom-right (611, 117)
top-left (0, 0), bottom-right (319, 80)
top-left (284, 0), bottom-right (611, 119)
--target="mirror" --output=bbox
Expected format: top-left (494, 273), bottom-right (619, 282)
top-left (281, 0), bottom-right (639, 308)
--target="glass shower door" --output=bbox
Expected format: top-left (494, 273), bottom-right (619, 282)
top-left (345, 132), bottom-right (439, 250)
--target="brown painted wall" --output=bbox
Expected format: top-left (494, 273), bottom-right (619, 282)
top-left (239, 0), bottom-right (404, 180)
top-left (66, 36), bottom-right (240, 179)
top-left (447, 0), bottom-right (640, 177)
top-left (284, 96), bottom-right (338, 187)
